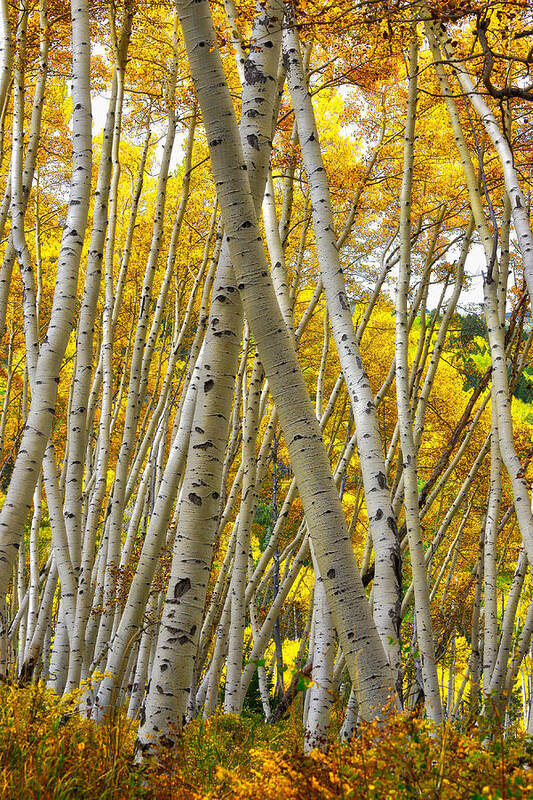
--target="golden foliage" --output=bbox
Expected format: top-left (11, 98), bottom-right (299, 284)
top-left (1, 684), bottom-right (533, 799)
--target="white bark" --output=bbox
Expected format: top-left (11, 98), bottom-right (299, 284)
top-left (304, 569), bottom-right (335, 752)
top-left (426, 24), bottom-right (533, 573)
top-left (483, 424), bottom-right (502, 692)
top-left (135, 0), bottom-right (285, 750)
top-left (432, 18), bottom-right (533, 301)
top-left (166, 0), bottom-right (397, 734)
top-left (0, 0), bottom-right (92, 655)
top-left (283, 13), bottom-right (401, 685)
top-left (224, 357), bottom-right (263, 712)
top-left (395, 29), bottom-right (441, 726)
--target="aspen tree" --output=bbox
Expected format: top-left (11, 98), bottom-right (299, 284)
top-left (283, 12), bottom-right (401, 684)
top-left (136, 0), bottom-right (398, 755)
top-left (426, 22), bottom-right (533, 574)
top-left (488, 550), bottom-right (528, 704)
top-left (4, 0), bottom-right (533, 737)
top-left (0, 0), bottom-right (10, 128)
top-left (396, 27), bottom-right (442, 726)
top-left (0, 0), bottom-right (13, 337)
top-left (4, 0), bottom-right (48, 369)
top-left (304, 566), bottom-right (336, 752)
top-left (483, 427), bottom-right (502, 691)
top-left (412, 220), bottom-right (474, 447)
top-left (98, 73), bottom-right (179, 655)
top-left (431, 18), bottom-right (533, 301)
top-left (64, 5), bottom-right (134, 579)
top-left (64, 34), bottom-right (137, 688)
top-left (0, 0), bottom-right (92, 650)
top-left (224, 357), bottom-right (263, 712)
top-left (134, 0), bottom-right (285, 748)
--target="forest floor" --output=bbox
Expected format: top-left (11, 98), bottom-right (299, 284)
top-left (0, 683), bottom-right (532, 799)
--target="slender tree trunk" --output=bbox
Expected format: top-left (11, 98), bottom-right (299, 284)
top-left (395, 28), bottom-right (441, 726)
top-left (304, 565), bottom-right (335, 752)
top-left (138, 0), bottom-right (398, 752)
top-left (0, 0), bottom-right (92, 653)
top-left (134, 0), bottom-right (285, 749)
top-left (283, 11), bottom-right (402, 689)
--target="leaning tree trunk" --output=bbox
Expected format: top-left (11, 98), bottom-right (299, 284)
top-left (133, 0), bottom-right (285, 749)
top-left (283, 12), bottom-right (402, 687)
top-left (430, 17), bottom-right (533, 303)
top-left (395, 27), bottom-right (442, 726)
top-left (426, 22), bottom-right (533, 574)
top-left (135, 0), bottom-right (398, 756)
top-left (0, 0), bottom-right (92, 655)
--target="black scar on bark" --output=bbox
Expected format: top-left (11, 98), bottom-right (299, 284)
top-left (327, 568), bottom-right (336, 579)
top-left (188, 492), bottom-right (202, 506)
top-left (244, 59), bottom-right (266, 85)
top-left (174, 577), bottom-right (192, 599)
top-left (135, 738), bottom-right (151, 755)
top-left (247, 133), bottom-right (260, 150)
top-left (192, 440), bottom-right (214, 450)
top-left (338, 291), bottom-right (349, 310)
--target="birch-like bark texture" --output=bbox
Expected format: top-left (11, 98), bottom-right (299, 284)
top-left (395, 28), bottom-right (441, 726)
top-left (283, 10), bottom-right (401, 688)
top-left (0, 0), bottom-right (92, 600)
top-left (304, 559), bottom-right (335, 752)
top-left (133, 0), bottom-right (286, 748)
top-left (483, 423), bottom-right (502, 692)
top-left (425, 23), bottom-right (533, 573)
top-left (64, 5), bottom-right (133, 578)
top-left (136, 0), bottom-right (398, 752)
top-left (224, 356), bottom-right (263, 712)
top-left (430, 18), bottom-right (533, 302)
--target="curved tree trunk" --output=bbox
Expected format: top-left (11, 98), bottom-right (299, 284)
top-left (135, 0), bottom-right (398, 756)
top-left (0, 0), bottom-right (92, 656)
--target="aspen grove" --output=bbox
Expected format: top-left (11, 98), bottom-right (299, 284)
top-left (2, 0), bottom-right (533, 777)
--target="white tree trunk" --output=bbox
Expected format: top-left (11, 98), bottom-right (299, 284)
top-left (395, 28), bottom-right (441, 726)
top-left (158, 0), bottom-right (397, 741)
top-left (0, 0), bottom-right (92, 664)
top-left (283, 11), bottom-right (401, 687)
top-left (304, 571), bottom-right (335, 752)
